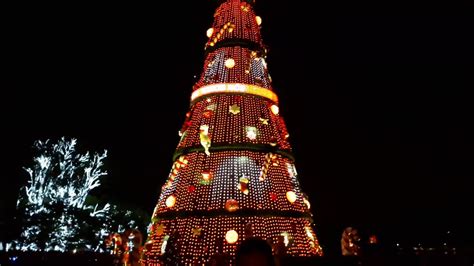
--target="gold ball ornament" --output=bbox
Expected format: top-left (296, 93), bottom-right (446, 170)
top-left (225, 58), bottom-right (236, 69)
top-left (206, 28), bottom-right (214, 38)
top-left (165, 195), bottom-right (176, 208)
top-left (271, 105), bottom-right (280, 115)
top-left (225, 230), bottom-right (239, 244)
top-left (256, 16), bottom-right (262, 26)
top-left (286, 191), bottom-right (297, 204)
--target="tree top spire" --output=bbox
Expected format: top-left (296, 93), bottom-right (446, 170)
top-left (217, 0), bottom-right (255, 6)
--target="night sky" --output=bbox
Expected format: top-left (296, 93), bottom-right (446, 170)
top-left (2, 0), bottom-right (472, 254)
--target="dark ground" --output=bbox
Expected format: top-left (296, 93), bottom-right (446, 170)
top-left (1, 251), bottom-right (474, 266)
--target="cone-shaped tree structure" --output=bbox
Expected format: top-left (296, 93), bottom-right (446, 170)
top-left (143, 0), bottom-right (322, 264)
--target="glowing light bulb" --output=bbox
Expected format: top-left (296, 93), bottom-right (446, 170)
top-left (256, 16), bottom-right (262, 26)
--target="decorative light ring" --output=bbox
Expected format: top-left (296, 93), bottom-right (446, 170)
top-left (153, 209), bottom-right (312, 220)
top-left (172, 143), bottom-right (295, 162)
top-left (191, 83), bottom-right (278, 104)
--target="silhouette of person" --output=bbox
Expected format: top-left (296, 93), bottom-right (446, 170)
top-left (236, 238), bottom-right (275, 266)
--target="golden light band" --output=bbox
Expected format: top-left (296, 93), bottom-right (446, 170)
top-left (191, 83), bottom-right (278, 103)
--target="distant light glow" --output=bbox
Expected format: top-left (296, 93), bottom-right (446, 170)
top-left (369, 235), bottom-right (378, 244)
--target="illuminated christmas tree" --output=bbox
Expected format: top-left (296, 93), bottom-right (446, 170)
top-left (143, 0), bottom-right (322, 264)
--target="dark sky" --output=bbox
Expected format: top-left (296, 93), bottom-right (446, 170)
top-left (2, 0), bottom-right (472, 254)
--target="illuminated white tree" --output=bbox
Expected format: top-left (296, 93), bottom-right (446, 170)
top-left (17, 137), bottom-right (111, 252)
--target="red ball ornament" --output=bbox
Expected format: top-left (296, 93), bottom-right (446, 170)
top-left (188, 185), bottom-right (196, 193)
top-left (183, 121), bottom-right (192, 131)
